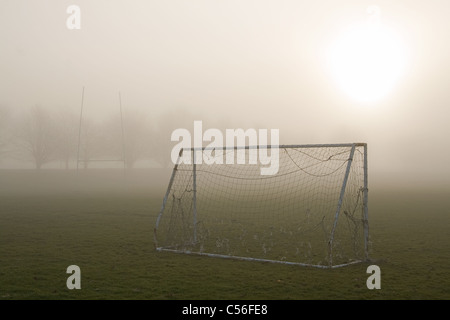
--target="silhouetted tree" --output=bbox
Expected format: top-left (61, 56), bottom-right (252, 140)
top-left (15, 106), bottom-right (57, 169)
top-left (101, 111), bottom-right (151, 169)
top-left (54, 110), bottom-right (79, 170)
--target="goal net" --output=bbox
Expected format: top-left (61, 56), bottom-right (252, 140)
top-left (154, 143), bottom-right (369, 268)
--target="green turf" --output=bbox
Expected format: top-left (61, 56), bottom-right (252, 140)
top-left (0, 170), bottom-right (449, 299)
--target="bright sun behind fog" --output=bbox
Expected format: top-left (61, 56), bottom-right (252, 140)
top-left (327, 22), bottom-right (409, 103)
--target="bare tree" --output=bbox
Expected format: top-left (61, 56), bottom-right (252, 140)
top-left (54, 110), bottom-right (79, 170)
top-left (15, 106), bottom-right (57, 169)
top-left (102, 111), bottom-right (151, 169)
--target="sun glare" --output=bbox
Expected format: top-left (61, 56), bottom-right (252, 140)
top-left (327, 23), bottom-right (408, 103)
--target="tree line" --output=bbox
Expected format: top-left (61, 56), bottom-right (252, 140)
top-left (0, 104), bottom-right (201, 170)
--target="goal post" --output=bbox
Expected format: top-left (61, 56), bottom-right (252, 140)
top-left (154, 143), bottom-right (369, 268)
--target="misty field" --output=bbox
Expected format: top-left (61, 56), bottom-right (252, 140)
top-left (0, 169), bottom-right (449, 300)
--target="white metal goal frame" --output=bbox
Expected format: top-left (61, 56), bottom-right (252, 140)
top-left (154, 143), bottom-right (369, 268)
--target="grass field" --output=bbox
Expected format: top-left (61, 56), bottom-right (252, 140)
top-left (0, 169), bottom-right (449, 300)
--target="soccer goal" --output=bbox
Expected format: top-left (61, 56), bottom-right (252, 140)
top-left (154, 143), bottom-right (369, 268)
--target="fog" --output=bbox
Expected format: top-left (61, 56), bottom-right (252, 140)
top-left (1, 0), bottom-right (450, 188)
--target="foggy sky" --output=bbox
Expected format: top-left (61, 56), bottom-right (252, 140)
top-left (1, 0), bottom-right (450, 183)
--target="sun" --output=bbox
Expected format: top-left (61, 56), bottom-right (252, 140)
top-left (326, 22), bottom-right (408, 103)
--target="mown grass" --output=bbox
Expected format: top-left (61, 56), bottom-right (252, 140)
top-left (0, 170), bottom-right (449, 300)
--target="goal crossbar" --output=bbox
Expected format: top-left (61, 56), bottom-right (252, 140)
top-left (187, 143), bottom-right (366, 152)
